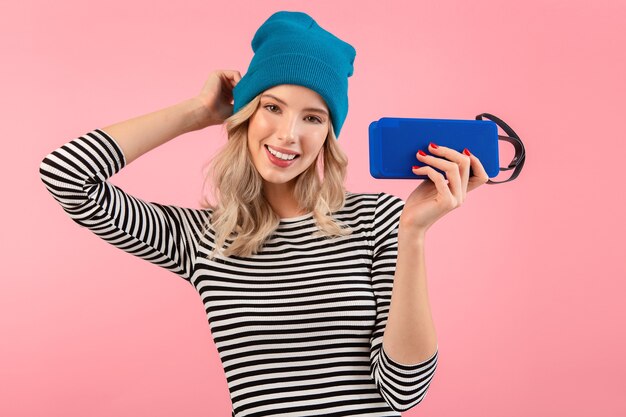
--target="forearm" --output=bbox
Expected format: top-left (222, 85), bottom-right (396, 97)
top-left (100, 97), bottom-right (209, 165)
top-left (382, 226), bottom-right (438, 364)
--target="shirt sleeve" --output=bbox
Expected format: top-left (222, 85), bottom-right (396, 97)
top-left (39, 128), bottom-right (208, 282)
top-left (369, 192), bottom-right (439, 412)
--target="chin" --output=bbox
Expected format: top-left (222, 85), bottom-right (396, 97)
top-left (261, 172), bottom-right (298, 185)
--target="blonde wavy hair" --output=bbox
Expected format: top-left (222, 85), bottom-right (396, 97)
top-left (199, 93), bottom-right (353, 260)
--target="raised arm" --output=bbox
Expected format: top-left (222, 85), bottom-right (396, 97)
top-left (39, 128), bottom-right (206, 281)
top-left (39, 70), bottom-right (242, 281)
top-left (100, 97), bottom-right (207, 165)
top-left (101, 69), bottom-right (242, 165)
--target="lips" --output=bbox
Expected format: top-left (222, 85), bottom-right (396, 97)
top-left (265, 145), bottom-right (300, 159)
top-left (264, 145), bottom-right (299, 168)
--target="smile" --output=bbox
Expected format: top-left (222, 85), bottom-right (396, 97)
top-left (265, 145), bottom-right (300, 161)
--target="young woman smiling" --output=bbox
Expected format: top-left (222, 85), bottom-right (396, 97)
top-left (40, 10), bottom-right (489, 417)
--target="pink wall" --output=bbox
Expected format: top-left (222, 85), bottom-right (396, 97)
top-left (2, 0), bottom-right (625, 416)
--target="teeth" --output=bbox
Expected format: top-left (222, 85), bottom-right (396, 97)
top-left (267, 146), bottom-right (297, 161)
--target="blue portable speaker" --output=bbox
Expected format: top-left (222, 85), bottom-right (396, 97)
top-left (368, 113), bottom-right (525, 184)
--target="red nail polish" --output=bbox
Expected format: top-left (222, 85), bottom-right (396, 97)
top-left (412, 165), bottom-right (421, 170)
top-left (418, 150), bottom-right (427, 156)
top-left (430, 142), bottom-right (438, 149)
top-left (463, 148), bottom-right (471, 156)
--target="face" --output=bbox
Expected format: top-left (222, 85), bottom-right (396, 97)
top-left (247, 84), bottom-right (330, 190)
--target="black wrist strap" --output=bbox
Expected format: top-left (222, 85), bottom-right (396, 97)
top-left (475, 113), bottom-right (526, 184)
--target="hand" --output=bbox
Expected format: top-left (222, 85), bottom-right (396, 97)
top-left (399, 143), bottom-right (490, 237)
top-left (195, 70), bottom-right (242, 129)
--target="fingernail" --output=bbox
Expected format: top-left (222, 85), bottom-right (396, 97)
top-left (430, 142), bottom-right (438, 149)
top-left (463, 148), bottom-right (471, 156)
top-left (412, 165), bottom-right (421, 170)
top-left (418, 150), bottom-right (427, 156)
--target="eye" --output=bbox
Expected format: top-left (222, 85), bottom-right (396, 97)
top-left (264, 104), bottom-right (323, 124)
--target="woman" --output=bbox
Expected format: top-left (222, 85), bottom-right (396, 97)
top-left (39, 11), bottom-right (489, 417)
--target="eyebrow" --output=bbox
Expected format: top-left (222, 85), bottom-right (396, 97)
top-left (260, 94), bottom-right (329, 117)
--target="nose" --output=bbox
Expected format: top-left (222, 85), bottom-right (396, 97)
top-left (278, 114), bottom-right (300, 143)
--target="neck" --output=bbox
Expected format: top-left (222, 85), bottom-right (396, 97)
top-left (263, 181), bottom-right (307, 219)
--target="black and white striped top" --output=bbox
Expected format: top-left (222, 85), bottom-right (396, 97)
top-left (39, 129), bottom-right (438, 416)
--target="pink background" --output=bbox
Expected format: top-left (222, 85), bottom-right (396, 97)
top-left (2, 0), bottom-right (625, 416)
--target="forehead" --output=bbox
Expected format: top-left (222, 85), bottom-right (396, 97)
top-left (262, 84), bottom-right (327, 109)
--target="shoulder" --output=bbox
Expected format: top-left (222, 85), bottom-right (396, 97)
top-left (344, 190), bottom-right (405, 213)
top-left (346, 191), bottom-right (404, 235)
top-left (341, 191), bottom-right (405, 235)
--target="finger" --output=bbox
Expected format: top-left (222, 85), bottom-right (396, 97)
top-left (412, 165), bottom-right (456, 206)
top-left (225, 69), bottom-right (242, 83)
top-left (417, 144), bottom-right (465, 203)
top-left (464, 148), bottom-right (490, 191)
top-left (218, 70), bottom-right (240, 87)
top-left (424, 143), bottom-right (471, 201)
top-left (228, 70), bottom-right (242, 81)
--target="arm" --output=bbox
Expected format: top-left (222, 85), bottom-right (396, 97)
top-left (369, 193), bottom-right (438, 412)
top-left (100, 97), bottom-right (209, 165)
top-left (39, 128), bottom-right (208, 282)
top-left (101, 69), bottom-right (242, 165)
top-left (382, 227), bottom-right (438, 363)
top-left (39, 70), bottom-right (241, 281)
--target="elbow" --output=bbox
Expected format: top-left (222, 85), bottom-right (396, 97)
top-left (391, 396), bottom-right (428, 413)
top-left (39, 154), bottom-right (54, 189)
top-left (372, 347), bottom-right (439, 413)
top-left (382, 388), bottom-right (433, 413)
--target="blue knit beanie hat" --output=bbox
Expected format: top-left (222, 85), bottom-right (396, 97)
top-left (232, 11), bottom-right (356, 138)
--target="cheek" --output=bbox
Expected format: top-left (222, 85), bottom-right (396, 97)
top-left (309, 137), bottom-right (327, 156)
top-left (300, 143), bottom-right (325, 168)
top-left (249, 111), bottom-right (273, 136)
top-left (247, 118), bottom-right (266, 153)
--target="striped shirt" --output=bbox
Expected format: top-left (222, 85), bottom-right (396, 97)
top-left (39, 129), bottom-right (438, 416)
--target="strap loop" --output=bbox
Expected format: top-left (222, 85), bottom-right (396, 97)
top-left (475, 113), bottom-right (526, 184)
